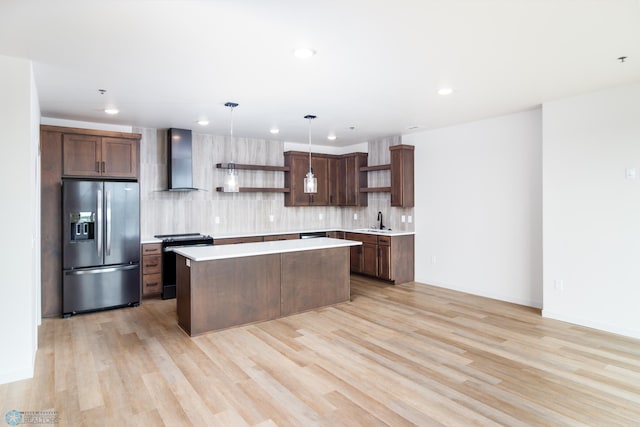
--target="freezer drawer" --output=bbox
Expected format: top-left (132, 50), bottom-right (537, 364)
top-left (63, 264), bottom-right (140, 316)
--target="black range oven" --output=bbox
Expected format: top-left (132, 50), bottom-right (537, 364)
top-left (154, 233), bottom-right (213, 299)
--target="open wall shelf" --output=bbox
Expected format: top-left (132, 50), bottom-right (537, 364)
top-left (216, 187), bottom-right (290, 193)
top-left (216, 163), bottom-right (290, 172)
top-left (360, 164), bottom-right (391, 172)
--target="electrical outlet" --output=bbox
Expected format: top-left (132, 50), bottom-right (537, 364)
top-left (401, 215), bottom-right (406, 223)
top-left (554, 279), bottom-right (564, 291)
top-left (353, 213), bottom-right (358, 220)
top-left (268, 214), bottom-right (274, 222)
top-left (431, 255), bottom-right (437, 264)
top-left (408, 215), bottom-right (413, 223)
top-left (319, 213), bottom-right (323, 220)
top-left (214, 216), bottom-right (220, 224)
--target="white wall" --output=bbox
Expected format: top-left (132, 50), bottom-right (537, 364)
top-left (542, 83), bottom-right (640, 339)
top-left (0, 54), bottom-right (39, 384)
top-left (405, 109), bottom-right (543, 307)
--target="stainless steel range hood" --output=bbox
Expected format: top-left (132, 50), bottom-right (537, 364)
top-left (167, 128), bottom-right (199, 191)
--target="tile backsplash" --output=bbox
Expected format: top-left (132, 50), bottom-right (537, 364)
top-left (136, 127), bottom-right (414, 238)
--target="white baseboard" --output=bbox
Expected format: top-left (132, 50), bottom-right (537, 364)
top-left (0, 366), bottom-right (34, 386)
top-left (416, 278), bottom-right (542, 309)
top-left (542, 310), bottom-right (640, 340)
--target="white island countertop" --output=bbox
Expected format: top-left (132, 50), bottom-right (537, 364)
top-left (173, 237), bottom-right (361, 262)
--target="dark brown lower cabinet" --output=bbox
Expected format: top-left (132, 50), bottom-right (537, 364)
top-left (213, 236), bottom-right (264, 245)
top-left (362, 242), bottom-right (378, 277)
top-left (176, 246), bottom-right (350, 336)
top-left (378, 239), bottom-right (391, 280)
top-left (344, 232), bottom-right (414, 284)
top-left (350, 245), bottom-right (363, 273)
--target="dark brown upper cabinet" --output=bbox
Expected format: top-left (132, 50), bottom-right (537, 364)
top-left (390, 145), bottom-right (414, 208)
top-left (63, 134), bottom-right (139, 179)
top-left (284, 151), bottom-right (368, 207)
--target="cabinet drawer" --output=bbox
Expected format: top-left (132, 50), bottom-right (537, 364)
top-left (143, 273), bottom-right (162, 295)
top-left (263, 233), bottom-right (300, 242)
top-left (215, 236), bottom-right (264, 245)
top-left (345, 232), bottom-right (378, 245)
top-left (142, 243), bottom-right (161, 255)
top-left (142, 254), bottom-right (161, 274)
top-left (378, 235), bottom-right (391, 246)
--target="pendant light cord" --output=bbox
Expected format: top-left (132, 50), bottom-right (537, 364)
top-left (304, 114), bottom-right (316, 172)
top-left (308, 117), bottom-right (312, 171)
top-left (225, 102), bottom-right (239, 167)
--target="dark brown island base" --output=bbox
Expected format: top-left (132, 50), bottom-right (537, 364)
top-left (173, 238), bottom-right (361, 336)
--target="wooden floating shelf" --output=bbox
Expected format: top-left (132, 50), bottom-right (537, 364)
top-left (216, 163), bottom-right (290, 172)
top-left (360, 164), bottom-right (391, 172)
top-left (360, 187), bottom-right (392, 193)
top-left (216, 187), bottom-right (290, 193)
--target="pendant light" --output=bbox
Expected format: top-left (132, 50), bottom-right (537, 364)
top-left (224, 102), bottom-right (240, 193)
top-left (303, 114), bottom-right (317, 193)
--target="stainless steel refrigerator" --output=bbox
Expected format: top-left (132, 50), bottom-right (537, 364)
top-left (62, 180), bottom-right (140, 317)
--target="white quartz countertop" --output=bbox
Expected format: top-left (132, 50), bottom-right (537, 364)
top-left (173, 237), bottom-right (362, 262)
top-left (141, 228), bottom-right (414, 244)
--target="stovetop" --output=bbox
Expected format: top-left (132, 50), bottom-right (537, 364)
top-left (154, 233), bottom-right (213, 243)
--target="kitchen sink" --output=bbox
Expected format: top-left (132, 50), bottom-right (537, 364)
top-left (354, 228), bottom-right (393, 233)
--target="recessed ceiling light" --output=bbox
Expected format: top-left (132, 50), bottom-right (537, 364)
top-left (104, 108), bottom-right (119, 115)
top-left (270, 128), bottom-right (280, 134)
top-left (293, 47), bottom-right (316, 59)
top-left (437, 87), bottom-right (453, 96)
top-left (197, 119), bottom-right (209, 126)
top-left (327, 135), bottom-right (337, 141)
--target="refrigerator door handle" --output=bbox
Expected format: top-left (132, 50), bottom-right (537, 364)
top-left (97, 189), bottom-right (103, 257)
top-left (106, 190), bottom-right (112, 256)
top-left (64, 264), bottom-right (138, 276)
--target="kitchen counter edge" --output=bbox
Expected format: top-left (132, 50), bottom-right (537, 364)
top-left (173, 237), bottom-right (361, 262)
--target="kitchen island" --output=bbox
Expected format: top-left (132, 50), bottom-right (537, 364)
top-left (173, 237), bottom-right (361, 336)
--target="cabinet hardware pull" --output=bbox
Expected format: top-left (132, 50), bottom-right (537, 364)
top-left (147, 282), bottom-right (158, 286)
top-left (101, 161), bottom-right (106, 172)
top-left (146, 263), bottom-right (158, 267)
top-left (95, 161), bottom-right (100, 172)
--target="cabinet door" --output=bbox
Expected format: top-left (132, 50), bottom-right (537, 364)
top-left (102, 138), bottom-right (138, 179)
top-left (362, 242), bottom-right (378, 276)
top-left (62, 134), bottom-right (101, 177)
top-left (339, 154), bottom-right (368, 207)
top-left (328, 157), bottom-right (340, 206)
top-left (349, 245), bottom-right (363, 273)
top-left (310, 156), bottom-right (329, 206)
top-left (378, 242), bottom-right (391, 280)
top-left (284, 153), bottom-right (311, 206)
top-left (390, 145), bottom-right (415, 208)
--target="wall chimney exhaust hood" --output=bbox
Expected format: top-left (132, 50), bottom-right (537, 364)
top-left (167, 128), bottom-right (200, 191)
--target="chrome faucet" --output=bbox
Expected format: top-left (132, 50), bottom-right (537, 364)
top-left (377, 211), bottom-right (385, 230)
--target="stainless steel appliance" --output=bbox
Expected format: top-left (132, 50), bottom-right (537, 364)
top-left (62, 180), bottom-right (140, 317)
top-left (154, 233), bottom-right (213, 299)
top-left (300, 231), bottom-right (327, 239)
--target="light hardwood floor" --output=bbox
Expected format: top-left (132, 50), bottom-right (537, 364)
top-left (2, 276), bottom-right (640, 426)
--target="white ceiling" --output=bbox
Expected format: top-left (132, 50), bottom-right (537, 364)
top-left (1, 0), bottom-right (639, 146)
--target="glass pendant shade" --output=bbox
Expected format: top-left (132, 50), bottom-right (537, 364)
top-left (224, 102), bottom-right (240, 192)
top-left (225, 162), bottom-right (239, 193)
top-left (304, 170), bottom-right (317, 193)
top-left (303, 114), bottom-right (317, 194)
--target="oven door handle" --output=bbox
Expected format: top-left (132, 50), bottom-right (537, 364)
top-left (163, 243), bottom-right (212, 252)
